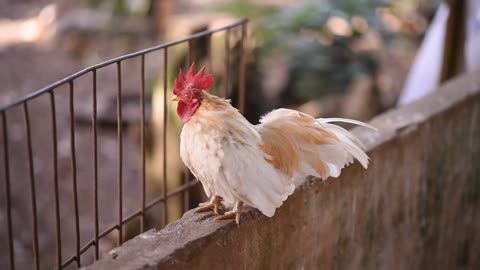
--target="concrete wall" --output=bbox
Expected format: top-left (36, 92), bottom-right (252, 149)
top-left (84, 72), bottom-right (480, 270)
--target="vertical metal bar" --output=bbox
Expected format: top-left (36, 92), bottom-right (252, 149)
top-left (238, 23), bottom-right (247, 114)
top-left (206, 34), bottom-right (214, 95)
top-left (183, 169), bottom-right (190, 212)
top-left (162, 48), bottom-right (169, 226)
top-left (23, 102), bottom-right (39, 270)
top-left (187, 40), bottom-right (193, 65)
top-left (207, 34), bottom-right (213, 72)
top-left (140, 54), bottom-right (146, 233)
top-left (92, 70), bottom-right (99, 260)
top-left (49, 91), bottom-right (62, 269)
top-left (1, 111), bottom-right (15, 270)
top-left (69, 81), bottom-right (81, 267)
top-left (223, 29), bottom-right (231, 98)
top-left (116, 61), bottom-right (123, 245)
top-left (184, 42), bottom-right (192, 212)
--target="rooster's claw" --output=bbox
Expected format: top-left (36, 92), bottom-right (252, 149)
top-left (195, 195), bottom-right (224, 215)
top-left (214, 201), bottom-right (243, 225)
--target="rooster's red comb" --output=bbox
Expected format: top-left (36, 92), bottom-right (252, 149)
top-left (173, 63), bottom-right (214, 95)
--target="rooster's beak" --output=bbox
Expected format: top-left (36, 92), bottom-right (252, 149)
top-left (171, 95), bottom-right (180, 101)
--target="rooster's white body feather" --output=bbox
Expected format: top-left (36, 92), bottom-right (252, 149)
top-left (180, 93), bottom-right (372, 217)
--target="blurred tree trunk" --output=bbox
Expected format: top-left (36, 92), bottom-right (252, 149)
top-left (151, 0), bottom-right (176, 36)
top-left (440, 0), bottom-right (466, 82)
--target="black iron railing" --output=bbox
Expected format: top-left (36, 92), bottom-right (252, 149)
top-left (0, 19), bottom-right (248, 270)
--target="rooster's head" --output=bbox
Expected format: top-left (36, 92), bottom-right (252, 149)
top-left (172, 63), bottom-right (213, 123)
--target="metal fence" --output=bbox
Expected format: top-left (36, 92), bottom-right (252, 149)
top-left (0, 19), bottom-right (248, 270)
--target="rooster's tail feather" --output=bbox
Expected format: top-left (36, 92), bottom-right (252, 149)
top-left (318, 118), bottom-right (377, 131)
top-left (318, 123), bottom-right (369, 169)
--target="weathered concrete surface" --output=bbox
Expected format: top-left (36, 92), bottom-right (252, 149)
top-left (84, 72), bottom-right (480, 270)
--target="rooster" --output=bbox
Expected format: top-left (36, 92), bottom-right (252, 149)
top-left (172, 64), bottom-right (374, 224)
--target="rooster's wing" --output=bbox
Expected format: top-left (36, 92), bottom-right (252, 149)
top-left (258, 109), bottom-right (370, 181)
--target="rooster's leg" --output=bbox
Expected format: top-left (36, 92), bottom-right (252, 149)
top-left (195, 195), bottom-right (224, 215)
top-left (215, 201), bottom-right (243, 225)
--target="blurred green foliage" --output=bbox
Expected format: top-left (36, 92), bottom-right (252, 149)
top-left (216, 0), bottom-right (389, 101)
top-left (88, 0), bottom-right (151, 16)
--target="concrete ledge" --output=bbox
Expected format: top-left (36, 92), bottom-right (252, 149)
top-left (84, 72), bottom-right (480, 270)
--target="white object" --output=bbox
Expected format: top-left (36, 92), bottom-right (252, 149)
top-left (398, 1), bottom-right (480, 106)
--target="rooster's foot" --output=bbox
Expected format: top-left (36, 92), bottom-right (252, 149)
top-left (195, 195), bottom-right (224, 215)
top-left (215, 201), bottom-right (243, 225)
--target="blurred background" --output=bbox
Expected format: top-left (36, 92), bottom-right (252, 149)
top-left (0, 0), bottom-right (452, 269)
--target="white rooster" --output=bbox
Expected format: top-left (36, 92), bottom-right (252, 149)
top-left (172, 64), bottom-right (374, 224)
